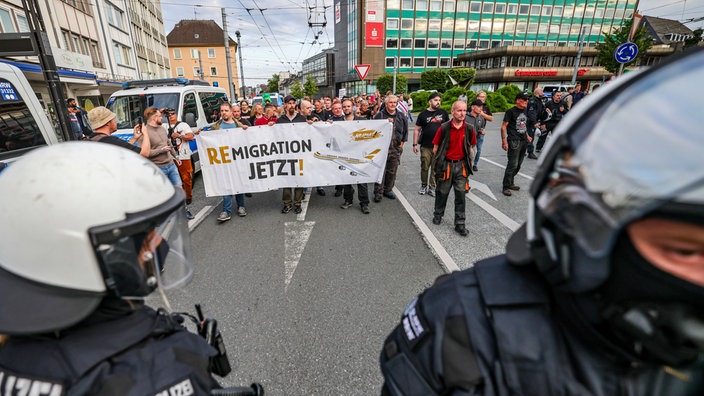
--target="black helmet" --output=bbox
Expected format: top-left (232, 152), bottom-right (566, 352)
top-left (507, 48), bottom-right (704, 366)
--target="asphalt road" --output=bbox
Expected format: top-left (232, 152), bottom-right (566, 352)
top-left (158, 112), bottom-right (549, 395)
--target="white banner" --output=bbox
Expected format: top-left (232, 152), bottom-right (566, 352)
top-left (196, 120), bottom-right (393, 196)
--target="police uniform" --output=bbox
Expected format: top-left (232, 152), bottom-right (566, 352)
top-left (0, 305), bottom-right (220, 395)
top-left (380, 254), bottom-right (704, 395)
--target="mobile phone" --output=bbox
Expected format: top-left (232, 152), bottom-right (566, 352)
top-left (134, 116), bottom-right (143, 128)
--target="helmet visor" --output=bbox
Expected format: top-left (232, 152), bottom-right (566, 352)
top-left (153, 207), bottom-right (194, 290)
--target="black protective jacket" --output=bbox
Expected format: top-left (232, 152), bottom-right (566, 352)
top-left (0, 305), bottom-right (220, 395)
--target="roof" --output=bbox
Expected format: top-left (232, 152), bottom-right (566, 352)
top-left (640, 16), bottom-right (694, 45)
top-left (166, 20), bottom-right (236, 47)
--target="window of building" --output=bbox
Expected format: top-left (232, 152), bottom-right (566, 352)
top-left (193, 67), bottom-right (201, 78)
top-left (507, 4), bottom-right (517, 14)
top-left (454, 39), bottom-right (464, 48)
top-left (444, 1), bottom-right (454, 12)
top-left (531, 5), bottom-right (540, 15)
top-left (482, 3), bottom-right (493, 13)
top-left (467, 39), bottom-right (477, 48)
top-left (427, 58), bottom-right (438, 67)
top-left (479, 40), bottom-right (489, 48)
top-left (399, 57), bottom-right (411, 67)
top-left (414, 58), bottom-right (425, 67)
top-left (388, 0), bottom-right (400, 9)
top-left (495, 3), bottom-right (505, 14)
top-left (401, 38), bottom-right (412, 48)
top-left (455, 19), bottom-right (466, 31)
top-left (386, 38), bottom-right (398, 48)
top-left (415, 38), bottom-right (426, 48)
top-left (542, 5), bottom-right (552, 16)
top-left (15, 14), bottom-right (28, 32)
top-left (519, 5), bottom-right (529, 15)
top-left (72, 35), bottom-right (82, 53)
top-left (90, 41), bottom-right (104, 68)
top-left (560, 24), bottom-right (570, 35)
top-left (208, 48), bottom-right (216, 58)
top-left (492, 40), bottom-right (501, 48)
top-left (429, 19), bottom-right (441, 30)
top-left (401, 18), bottom-right (413, 29)
top-left (457, 0), bottom-right (468, 13)
top-left (604, 8), bottom-right (614, 18)
top-left (386, 57), bottom-right (396, 67)
top-left (469, 1), bottom-right (480, 13)
top-left (480, 19), bottom-right (492, 33)
top-left (428, 38), bottom-right (439, 48)
top-left (387, 18), bottom-right (399, 29)
top-left (553, 6), bottom-right (563, 16)
top-left (176, 67), bottom-right (184, 76)
top-left (174, 48), bottom-right (182, 59)
top-left (191, 49), bottom-right (199, 58)
top-left (442, 18), bottom-right (454, 30)
top-left (402, 0), bottom-right (414, 10)
top-left (61, 30), bottom-right (70, 50)
top-left (439, 58), bottom-right (451, 67)
top-left (81, 37), bottom-right (90, 55)
top-left (441, 39), bottom-right (452, 48)
top-left (430, 0), bottom-right (442, 11)
top-left (528, 23), bottom-right (538, 33)
top-left (468, 20), bottom-right (479, 32)
top-left (416, 0), bottom-right (428, 10)
top-left (0, 8), bottom-right (15, 32)
top-left (210, 67), bottom-right (217, 76)
top-left (113, 41), bottom-right (131, 66)
top-left (415, 18), bottom-right (427, 31)
top-left (106, 2), bottom-right (124, 30)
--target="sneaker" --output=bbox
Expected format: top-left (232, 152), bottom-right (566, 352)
top-left (508, 185), bottom-right (520, 191)
top-left (432, 215), bottom-right (442, 225)
top-left (294, 206), bottom-right (302, 214)
top-left (186, 198), bottom-right (192, 205)
top-left (340, 201), bottom-right (353, 209)
top-left (426, 187), bottom-right (436, 197)
top-left (418, 184), bottom-right (427, 195)
top-left (383, 191), bottom-right (397, 200)
top-left (237, 206), bottom-right (247, 217)
top-left (316, 187), bottom-right (326, 196)
top-left (334, 189), bottom-right (343, 197)
top-left (374, 193), bottom-right (382, 203)
top-left (527, 153), bottom-right (538, 160)
top-left (217, 211), bottom-right (231, 222)
top-left (472, 165), bottom-right (478, 172)
top-left (281, 205), bottom-right (292, 214)
top-left (455, 225), bottom-right (469, 237)
top-left (361, 205), bottom-right (370, 214)
top-left (502, 189), bottom-right (512, 197)
top-left (185, 209), bottom-right (195, 220)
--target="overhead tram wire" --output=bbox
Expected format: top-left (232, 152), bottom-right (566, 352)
top-left (236, 0), bottom-right (290, 72)
top-left (251, 0), bottom-right (297, 71)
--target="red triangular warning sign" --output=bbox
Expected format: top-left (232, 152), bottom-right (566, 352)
top-left (354, 64), bottom-right (371, 81)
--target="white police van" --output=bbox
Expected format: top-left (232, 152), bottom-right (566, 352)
top-left (0, 62), bottom-right (59, 165)
top-left (252, 93), bottom-right (283, 107)
top-left (542, 84), bottom-right (573, 100)
top-left (106, 78), bottom-right (228, 172)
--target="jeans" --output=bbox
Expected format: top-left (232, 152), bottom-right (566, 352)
top-left (419, 147), bottom-right (436, 188)
top-left (502, 139), bottom-right (527, 189)
top-left (223, 194), bottom-right (245, 215)
top-left (160, 162), bottom-right (182, 187)
top-left (473, 133), bottom-right (485, 167)
top-left (433, 161), bottom-right (468, 226)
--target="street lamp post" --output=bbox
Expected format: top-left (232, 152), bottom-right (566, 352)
top-left (235, 31), bottom-right (246, 99)
top-left (392, 56), bottom-right (398, 94)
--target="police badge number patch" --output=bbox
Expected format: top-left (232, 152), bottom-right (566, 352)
top-left (401, 297), bottom-right (430, 349)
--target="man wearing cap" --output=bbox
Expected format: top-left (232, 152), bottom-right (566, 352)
top-left (87, 106), bottom-right (151, 157)
top-left (500, 92), bottom-right (532, 197)
top-left (276, 95), bottom-right (308, 214)
top-left (413, 92), bottom-right (449, 197)
top-left (163, 109), bottom-right (195, 220)
top-left (465, 99), bottom-right (486, 171)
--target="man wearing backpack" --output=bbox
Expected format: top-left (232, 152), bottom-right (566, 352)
top-left (164, 108), bottom-right (195, 220)
top-left (431, 101), bottom-right (476, 237)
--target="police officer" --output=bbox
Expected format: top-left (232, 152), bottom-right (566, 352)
top-left (379, 49), bottom-right (704, 395)
top-left (0, 143), bottom-right (222, 394)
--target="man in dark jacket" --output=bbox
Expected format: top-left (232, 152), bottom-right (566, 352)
top-left (430, 101), bottom-right (476, 237)
top-left (373, 95), bottom-right (408, 202)
top-left (526, 88), bottom-right (547, 159)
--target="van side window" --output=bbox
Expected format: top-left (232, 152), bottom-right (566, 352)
top-left (183, 92), bottom-right (199, 124)
top-left (199, 91), bottom-right (227, 119)
top-left (0, 79), bottom-right (47, 159)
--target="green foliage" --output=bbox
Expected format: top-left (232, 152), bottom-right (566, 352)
top-left (266, 74), bottom-right (280, 93)
top-left (420, 69), bottom-right (448, 92)
top-left (684, 28), bottom-right (703, 49)
top-left (447, 68), bottom-right (476, 89)
top-left (290, 81), bottom-right (304, 99)
top-left (410, 91), bottom-right (431, 109)
top-left (595, 19), bottom-right (653, 74)
top-left (376, 73), bottom-right (408, 95)
top-left (486, 92), bottom-right (510, 112)
top-left (496, 85), bottom-right (521, 104)
top-left (438, 87), bottom-right (473, 112)
top-left (304, 77), bottom-right (318, 98)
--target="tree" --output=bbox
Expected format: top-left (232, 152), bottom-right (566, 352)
top-left (595, 19), bottom-right (653, 74)
top-left (447, 68), bottom-right (476, 89)
top-left (266, 74), bottom-right (280, 93)
top-left (684, 28), bottom-right (703, 49)
top-left (420, 69), bottom-right (448, 92)
top-left (376, 73), bottom-right (408, 95)
top-left (304, 76), bottom-right (318, 98)
top-left (290, 80), bottom-right (304, 99)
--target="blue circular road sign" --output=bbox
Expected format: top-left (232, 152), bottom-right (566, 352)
top-left (615, 42), bottom-right (639, 64)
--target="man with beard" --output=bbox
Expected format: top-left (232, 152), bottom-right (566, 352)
top-left (142, 107), bottom-right (180, 188)
top-left (86, 106), bottom-right (151, 157)
top-left (412, 93), bottom-right (449, 197)
top-left (276, 95), bottom-right (308, 214)
top-left (339, 99), bottom-right (371, 214)
top-left (501, 92), bottom-right (531, 197)
top-left (373, 95), bottom-right (408, 202)
top-left (312, 99), bottom-right (329, 122)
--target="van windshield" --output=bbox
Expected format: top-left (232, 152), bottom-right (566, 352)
top-left (0, 78), bottom-right (48, 159)
top-left (108, 93), bottom-right (179, 130)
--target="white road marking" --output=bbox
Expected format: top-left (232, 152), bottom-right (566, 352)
top-left (480, 157), bottom-right (535, 180)
top-left (284, 221), bottom-right (315, 290)
top-left (393, 187), bottom-right (460, 273)
top-left (466, 192), bottom-right (521, 231)
top-left (188, 205), bottom-right (217, 232)
top-left (297, 190), bottom-right (312, 221)
top-left (468, 179), bottom-right (497, 200)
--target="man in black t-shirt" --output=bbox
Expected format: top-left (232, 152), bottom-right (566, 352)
top-left (500, 92), bottom-right (531, 197)
top-left (412, 93), bottom-right (449, 197)
top-left (86, 107), bottom-right (151, 157)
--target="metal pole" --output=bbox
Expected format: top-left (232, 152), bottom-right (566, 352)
top-left (235, 31), bottom-right (246, 99)
top-left (571, 26), bottom-right (587, 85)
top-left (198, 50), bottom-right (204, 80)
top-left (222, 9), bottom-right (235, 100)
top-left (392, 56), bottom-right (397, 94)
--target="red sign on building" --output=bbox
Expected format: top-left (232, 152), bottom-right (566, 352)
top-left (514, 69), bottom-right (589, 77)
top-left (365, 22), bottom-right (384, 47)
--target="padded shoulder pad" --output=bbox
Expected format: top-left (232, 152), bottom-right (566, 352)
top-left (474, 256), bottom-right (549, 306)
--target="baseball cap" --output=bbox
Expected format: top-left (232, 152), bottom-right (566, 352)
top-left (471, 99), bottom-right (484, 107)
top-left (87, 106), bottom-right (116, 130)
top-left (516, 92), bottom-right (530, 101)
top-left (284, 95), bottom-right (296, 103)
top-left (428, 92), bottom-right (441, 101)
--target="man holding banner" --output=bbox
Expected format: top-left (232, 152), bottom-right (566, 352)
top-left (340, 99), bottom-right (371, 214)
top-left (372, 95), bottom-right (408, 202)
top-left (276, 95), bottom-right (308, 214)
top-left (213, 102), bottom-right (249, 222)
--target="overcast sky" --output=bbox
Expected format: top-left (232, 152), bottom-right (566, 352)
top-left (160, 0), bottom-right (704, 86)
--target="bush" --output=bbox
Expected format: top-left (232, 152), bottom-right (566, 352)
top-left (410, 91), bottom-right (431, 110)
top-left (420, 69), bottom-right (448, 92)
top-left (496, 85), bottom-right (521, 105)
top-left (486, 92), bottom-right (511, 113)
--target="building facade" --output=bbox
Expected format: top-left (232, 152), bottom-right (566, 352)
top-left (301, 49), bottom-right (336, 98)
top-left (166, 20), bottom-right (240, 100)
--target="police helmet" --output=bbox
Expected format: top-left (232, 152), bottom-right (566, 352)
top-left (507, 48), bottom-right (704, 365)
top-left (0, 143), bottom-right (194, 335)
